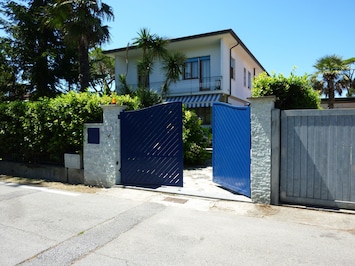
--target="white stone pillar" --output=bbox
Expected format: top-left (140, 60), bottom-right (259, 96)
top-left (83, 105), bottom-right (126, 187)
top-left (249, 96), bottom-right (277, 204)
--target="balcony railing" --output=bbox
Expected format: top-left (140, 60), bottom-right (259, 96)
top-left (121, 76), bottom-right (223, 96)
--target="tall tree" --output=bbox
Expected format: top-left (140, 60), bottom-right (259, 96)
top-left (312, 55), bottom-right (348, 109)
top-left (89, 47), bottom-right (115, 95)
top-left (1, 0), bottom-right (60, 98)
top-left (0, 38), bottom-right (27, 100)
top-left (118, 29), bottom-right (186, 106)
top-left (49, 0), bottom-right (114, 92)
top-left (133, 28), bottom-right (168, 88)
top-left (343, 58), bottom-right (355, 96)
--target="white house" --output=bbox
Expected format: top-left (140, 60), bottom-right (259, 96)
top-left (104, 29), bottom-right (267, 124)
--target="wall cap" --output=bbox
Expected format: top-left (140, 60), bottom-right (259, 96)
top-left (100, 105), bottom-right (127, 110)
top-left (247, 96), bottom-right (277, 101)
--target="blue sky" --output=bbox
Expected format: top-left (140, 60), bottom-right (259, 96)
top-left (102, 0), bottom-right (355, 76)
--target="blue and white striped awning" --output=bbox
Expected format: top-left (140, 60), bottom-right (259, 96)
top-left (165, 94), bottom-right (221, 108)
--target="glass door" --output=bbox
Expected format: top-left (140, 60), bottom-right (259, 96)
top-left (199, 56), bottom-right (210, 90)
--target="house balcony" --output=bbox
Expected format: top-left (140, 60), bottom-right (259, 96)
top-left (123, 76), bottom-right (223, 96)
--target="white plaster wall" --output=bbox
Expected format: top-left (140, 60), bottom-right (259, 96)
top-left (162, 43), bottom-right (222, 95)
top-left (230, 49), bottom-right (253, 102)
top-left (220, 40), bottom-right (230, 96)
top-left (229, 44), bottom-right (266, 104)
top-left (114, 54), bottom-right (140, 92)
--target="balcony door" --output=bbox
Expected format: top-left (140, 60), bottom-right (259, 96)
top-left (199, 56), bottom-right (210, 90)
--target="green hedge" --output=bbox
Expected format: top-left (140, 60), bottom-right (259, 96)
top-left (252, 72), bottom-right (321, 109)
top-left (0, 92), bottom-right (139, 164)
top-left (0, 92), bottom-right (209, 165)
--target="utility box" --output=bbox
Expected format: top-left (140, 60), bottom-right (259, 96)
top-left (64, 153), bottom-right (82, 169)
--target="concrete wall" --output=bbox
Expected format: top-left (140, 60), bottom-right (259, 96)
top-left (83, 105), bottom-right (126, 188)
top-left (0, 161), bottom-right (84, 184)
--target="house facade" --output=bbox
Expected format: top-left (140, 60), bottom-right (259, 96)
top-left (104, 29), bottom-right (267, 124)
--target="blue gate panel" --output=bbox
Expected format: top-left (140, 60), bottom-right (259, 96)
top-left (212, 103), bottom-right (251, 197)
top-left (121, 102), bottom-right (183, 187)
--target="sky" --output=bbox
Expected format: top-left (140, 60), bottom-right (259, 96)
top-left (101, 0), bottom-right (355, 76)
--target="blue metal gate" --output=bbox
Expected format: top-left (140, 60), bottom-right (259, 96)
top-left (212, 103), bottom-right (251, 197)
top-left (120, 102), bottom-right (183, 187)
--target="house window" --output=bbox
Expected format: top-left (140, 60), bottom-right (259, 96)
top-left (184, 58), bottom-right (199, 79)
top-left (184, 56), bottom-right (211, 91)
top-left (230, 58), bottom-right (235, 80)
top-left (248, 71), bottom-right (251, 89)
top-left (243, 68), bottom-right (246, 87)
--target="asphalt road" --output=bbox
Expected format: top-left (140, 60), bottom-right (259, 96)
top-left (1, 181), bottom-right (355, 265)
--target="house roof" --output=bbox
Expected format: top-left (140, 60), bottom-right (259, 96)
top-left (321, 97), bottom-right (355, 108)
top-left (103, 29), bottom-right (267, 73)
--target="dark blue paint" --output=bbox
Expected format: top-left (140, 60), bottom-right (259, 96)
top-left (212, 103), bottom-right (251, 197)
top-left (87, 128), bottom-right (100, 144)
top-left (120, 103), bottom-right (183, 187)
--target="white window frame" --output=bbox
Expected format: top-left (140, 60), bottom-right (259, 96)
top-left (248, 71), bottom-right (251, 89)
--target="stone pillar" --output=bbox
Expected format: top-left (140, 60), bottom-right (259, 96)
top-left (83, 105), bottom-right (126, 187)
top-left (249, 96), bottom-right (277, 204)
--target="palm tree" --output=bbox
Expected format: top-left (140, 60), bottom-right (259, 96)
top-left (128, 29), bottom-right (187, 106)
top-left (49, 0), bottom-right (114, 92)
top-left (133, 28), bottom-right (168, 89)
top-left (343, 58), bottom-right (355, 96)
top-left (313, 55), bottom-right (348, 109)
top-left (161, 51), bottom-right (186, 98)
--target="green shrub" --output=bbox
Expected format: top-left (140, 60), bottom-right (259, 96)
top-left (252, 72), bottom-right (320, 109)
top-left (0, 100), bottom-right (28, 161)
top-left (136, 87), bottom-right (161, 108)
top-left (183, 108), bottom-right (210, 165)
top-left (0, 92), bottom-right (139, 164)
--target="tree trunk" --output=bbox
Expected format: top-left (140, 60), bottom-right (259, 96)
top-left (328, 79), bottom-right (335, 109)
top-left (78, 37), bottom-right (90, 92)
